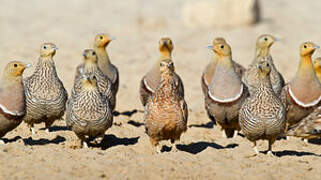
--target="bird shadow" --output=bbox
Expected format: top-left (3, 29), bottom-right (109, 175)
top-left (307, 138), bottom-right (321, 145)
top-left (2, 136), bottom-right (22, 143)
top-left (127, 120), bottom-right (145, 127)
top-left (113, 109), bottom-right (141, 117)
top-left (40, 125), bottom-right (70, 132)
top-left (23, 135), bottom-right (66, 146)
top-left (271, 150), bottom-right (321, 157)
top-left (188, 121), bottom-right (215, 129)
top-left (175, 141), bottom-right (238, 154)
top-left (90, 134), bottom-right (139, 150)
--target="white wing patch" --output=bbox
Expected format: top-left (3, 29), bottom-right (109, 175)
top-left (208, 84), bottom-right (244, 103)
top-left (143, 78), bottom-right (155, 93)
top-left (289, 86), bottom-right (321, 108)
top-left (0, 103), bottom-right (24, 116)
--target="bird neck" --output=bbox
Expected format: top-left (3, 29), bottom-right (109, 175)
top-left (217, 55), bottom-right (233, 69)
top-left (35, 57), bottom-right (58, 78)
top-left (156, 72), bottom-right (178, 99)
top-left (257, 73), bottom-right (274, 93)
top-left (95, 46), bottom-right (111, 68)
top-left (255, 46), bottom-right (270, 59)
top-left (159, 49), bottom-right (172, 60)
top-left (295, 54), bottom-right (316, 80)
top-left (1, 74), bottom-right (22, 88)
top-left (84, 61), bottom-right (98, 72)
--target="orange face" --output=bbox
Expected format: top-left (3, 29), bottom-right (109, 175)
top-left (94, 34), bottom-right (115, 48)
top-left (158, 37), bottom-right (173, 52)
top-left (213, 42), bottom-right (231, 57)
top-left (300, 42), bottom-right (319, 57)
top-left (5, 61), bottom-right (29, 77)
top-left (256, 34), bottom-right (277, 48)
top-left (40, 43), bottom-right (58, 58)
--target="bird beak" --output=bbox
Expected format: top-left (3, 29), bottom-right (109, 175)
top-left (274, 37), bottom-right (280, 42)
top-left (25, 63), bottom-right (31, 68)
top-left (82, 52), bottom-right (87, 57)
top-left (257, 64), bottom-right (262, 70)
top-left (315, 45), bottom-right (320, 49)
top-left (53, 46), bottom-right (58, 50)
top-left (207, 45), bottom-right (213, 49)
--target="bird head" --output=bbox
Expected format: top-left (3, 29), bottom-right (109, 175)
top-left (94, 34), bottom-right (115, 48)
top-left (257, 61), bottom-right (271, 76)
top-left (159, 59), bottom-right (175, 74)
top-left (211, 42), bottom-right (232, 57)
top-left (212, 37), bottom-right (226, 46)
top-left (158, 37), bottom-right (174, 53)
top-left (82, 49), bottom-right (98, 64)
top-left (3, 61), bottom-right (30, 79)
top-left (256, 34), bottom-right (278, 49)
top-left (300, 42), bottom-right (319, 57)
top-left (40, 43), bottom-right (58, 58)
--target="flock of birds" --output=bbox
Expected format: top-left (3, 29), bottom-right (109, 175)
top-left (0, 33), bottom-right (321, 156)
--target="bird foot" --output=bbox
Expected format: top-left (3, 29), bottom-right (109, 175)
top-left (253, 146), bottom-right (259, 155)
top-left (267, 151), bottom-right (275, 157)
top-left (82, 141), bottom-right (89, 148)
top-left (233, 131), bottom-right (238, 138)
top-left (222, 131), bottom-right (227, 138)
top-left (45, 128), bottom-right (50, 134)
top-left (0, 139), bottom-right (5, 145)
top-left (286, 136), bottom-right (290, 140)
top-left (30, 127), bottom-right (36, 135)
top-left (171, 144), bottom-right (178, 152)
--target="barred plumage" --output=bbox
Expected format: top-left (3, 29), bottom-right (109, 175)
top-left (140, 37), bottom-right (184, 106)
top-left (239, 61), bottom-right (286, 156)
top-left (280, 42), bottom-right (321, 129)
top-left (72, 49), bottom-right (115, 111)
top-left (144, 59), bottom-right (188, 153)
top-left (243, 34), bottom-right (284, 95)
top-left (93, 34), bottom-right (119, 99)
top-left (23, 43), bottom-right (68, 134)
top-left (205, 42), bottom-right (248, 138)
top-left (0, 61), bottom-right (28, 144)
top-left (66, 74), bottom-right (113, 148)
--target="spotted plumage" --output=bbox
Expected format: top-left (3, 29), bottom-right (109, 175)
top-left (243, 34), bottom-right (284, 95)
top-left (23, 43), bottom-right (68, 134)
top-left (93, 34), bottom-right (119, 100)
top-left (140, 37), bottom-right (184, 106)
top-left (0, 61), bottom-right (28, 144)
top-left (72, 49), bottom-right (115, 111)
top-left (286, 106), bottom-right (321, 139)
top-left (144, 59), bottom-right (188, 153)
top-left (281, 42), bottom-right (321, 129)
top-left (66, 74), bottom-right (113, 148)
top-left (205, 42), bottom-right (248, 138)
top-left (240, 61), bottom-right (286, 156)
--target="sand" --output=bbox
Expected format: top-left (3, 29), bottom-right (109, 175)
top-left (0, 0), bottom-right (320, 179)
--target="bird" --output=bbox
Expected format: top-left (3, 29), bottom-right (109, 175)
top-left (239, 61), bottom-right (286, 156)
top-left (243, 34), bottom-right (284, 95)
top-left (286, 106), bottom-right (321, 139)
top-left (313, 57), bottom-right (321, 82)
top-left (139, 37), bottom-right (184, 106)
top-left (23, 43), bottom-right (68, 134)
top-left (0, 61), bottom-right (29, 144)
top-left (280, 42), bottom-right (321, 129)
top-left (144, 59), bottom-right (188, 153)
top-left (72, 49), bottom-right (115, 111)
top-left (205, 41), bottom-right (248, 138)
top-left (93, 34), bottom-right (119, 99)
top-left (201, 37), bottom-right (245, 96)
top-left (66, 73), bottom-right (113, 148)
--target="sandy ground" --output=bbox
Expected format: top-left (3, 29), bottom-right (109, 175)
top-left (0, 0), bottom-right (321, 179)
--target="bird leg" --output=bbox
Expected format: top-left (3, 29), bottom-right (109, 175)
top-left (171, 139), bottom-right (178, 152)
top-left (45, 122), bottom-right (52, 134)
top-left (233, 130), bottom-right (238, 138)
top-left (150, 138), bottom-right (160, 154)
top-left (253, 141), bottom-right (259, 155)
top-left (267, 139), bottom-right (276, 157)
top-left (28, 124), bottom-right (36, 135)
top-left (82, 140), bottom-right (89, 148)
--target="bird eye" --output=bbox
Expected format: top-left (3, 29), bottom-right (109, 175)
top-left (304, 45), bottom-right (307, 49)
top-left (266, 63), bottom-right (269, 67)
top-left (160, 63), bottom-right (163, 66)
top-left (220, 45), bottom-right (224, 49)
top-left (43, 46), bottom-right (47, 49)
top-left (92, 51), bottom-right (96, 56)
top-left (14, 64), bottom-right (18, 67)
top-left (264, 37), bottom-right (268, 41)
top-left (100, 36), bottom-right (103, 40)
